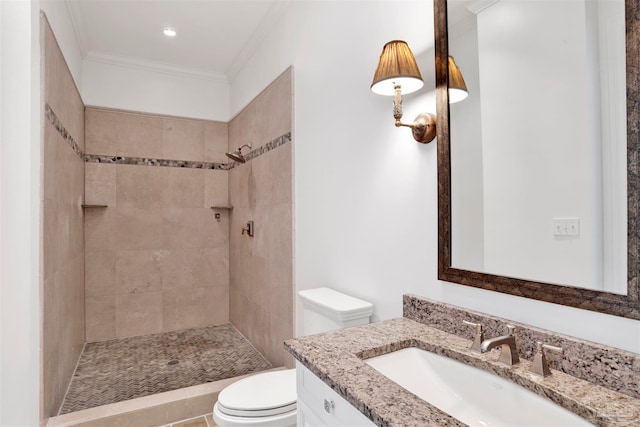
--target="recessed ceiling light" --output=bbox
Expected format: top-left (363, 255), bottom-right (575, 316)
top-left (163, 27), bottom-right (176, 37)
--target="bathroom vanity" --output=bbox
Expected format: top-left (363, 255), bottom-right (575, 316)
top-left (296, 363), bottom-right (374, 426)
top-left (285, 295), bottom-right (640, 426)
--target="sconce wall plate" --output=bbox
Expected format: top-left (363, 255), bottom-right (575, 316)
top-left (410, 113), bottom-right (437, 144)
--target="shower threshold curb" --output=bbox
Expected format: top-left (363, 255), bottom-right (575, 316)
top-left (46, 367), bottom-right (285, 427)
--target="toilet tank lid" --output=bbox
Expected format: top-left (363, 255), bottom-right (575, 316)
top-left (298, 287), bottom-right (373, 321)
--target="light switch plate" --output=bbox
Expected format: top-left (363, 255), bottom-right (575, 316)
top-left (552, 218), bottom-right (580, 236)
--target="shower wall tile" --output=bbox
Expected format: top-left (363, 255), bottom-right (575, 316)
top-left (227, 114), bottom-right (241, 158)
top-left (162, 208), bottom-right (224, 249)
top-left (43, 273), bottom-right (61, 360)
top-left (86, 295), bottom-right (117, 341)
top-left (84, 108), bottom-right (230, 340)
top-left (84, 208), bottom-right (115, 250)
top-left (115, 250), bottom-right (164, 294)
top-left (163, 286), bottom-right (229, 331)
top-left (227, 155), bottom-right (253, 209)
top-left (41, 14), bottom-right (86, 419)
top-left (116, 292), bottom-right (164, 337)
top-left (267, 261), bottom-right (294, 320)
top-left (229, 67), bottom-right (294, 368)
top-left (267, 311), bottom-right (293, 368)
top-left (43, 17), bottom-right (85, 154)
top-left (163, 168), bottom-right (205, 208)
top-left (85, 163), bottom-right (116, 206)
top-left (160, 248), bottom-right (215, 290)
top-left (42, 272), bottom-right (62, 417)
top-left (114, 208), bottom-right (165, 251)
top-left (255, 203), bottom-right (293, 259)
top-left (60, 256), bottom-right (86, 359)
top-left (208, 247), bottom-right (231, 288)
top-left (254, 144), bottom-right (293, 207)
top-left (116, 165), bottom-right (164, 209)
top-left (85, 250), bottom-right (116, 297)
top-left (205, 121), bottom-right (229, 163)
top-left (43, 123), bottom-right (60, 202)
top-left (44, 257), bottom-right (86, 415)
top-left (43, 198), bottom-right (59, 280)
top-left (264, 69), bottom-right (293, 140)
top-left (162, 118), bottom-right (205, 162)
top-left (85, 108), bottom-right (163, 158)
top-left (205, 171), bottom-right (229, 207)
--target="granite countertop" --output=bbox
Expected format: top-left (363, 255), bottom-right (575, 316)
top-left (284, 318), bottom-right (640, 427)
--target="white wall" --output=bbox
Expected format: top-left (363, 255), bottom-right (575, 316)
top-left (449, 15), bottom-right (485, 272)
top-left (478, 0), bottom-right (602, 288)
top-left (0, 1), bottom-right (42, 425)
top-left (451, 0), bottom-right (625, 294)
top-left (82, 57), bottom-right (230, 121)
top-left (231, 0), bottom-right (639, 353)
top-left (230, 0), bottom-right (438, 331)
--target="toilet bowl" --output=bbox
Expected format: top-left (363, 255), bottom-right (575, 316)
top-left (213, 369), bottom-right (297, 427)
top-left (212, 287), bottom-right (373, 427)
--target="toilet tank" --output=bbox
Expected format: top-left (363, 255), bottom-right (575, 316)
top-left (298, 287), bottom-right (373, 336)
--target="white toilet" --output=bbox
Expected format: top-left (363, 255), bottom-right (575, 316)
top-left (212, 287), bottom-right (373, 427)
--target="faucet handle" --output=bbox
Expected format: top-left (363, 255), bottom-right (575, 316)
top-left (506, 324), bottom-right (516, 335)
top-left (529, 341), bottom-right (564, 378)
top-left (462, 320), bottom-right (484, 353)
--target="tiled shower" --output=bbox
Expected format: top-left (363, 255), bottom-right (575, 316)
top-left (41, 14), bottom-right (293, 423)
top-left (83, 107), bottom-right (232, 341)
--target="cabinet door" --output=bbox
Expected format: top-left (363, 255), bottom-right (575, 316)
top-left (296, 362), bottom-right (375, 427)
top-left (298, 398), bottom-right (330, 427)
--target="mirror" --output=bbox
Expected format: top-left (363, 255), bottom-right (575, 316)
top-left (436, 0), bottom-right (640, 320)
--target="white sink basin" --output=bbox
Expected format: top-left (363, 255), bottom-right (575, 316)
top-left (366, 347), bottom-right (594, 427)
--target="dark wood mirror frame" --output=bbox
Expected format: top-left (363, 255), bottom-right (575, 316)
top-left (435, 0), bottom-right (640, 320)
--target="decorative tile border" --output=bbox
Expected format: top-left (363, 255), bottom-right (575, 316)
top-left (84, 154), bottom-right (230, 170)
top-left (45, 103), bottom-right (84, 158)
top-left (83, 132), bottom-right (293, 171)
top-left (45, 103), bottom-right (292, 171)
top-left (241, 132), bottom-right (292, 164)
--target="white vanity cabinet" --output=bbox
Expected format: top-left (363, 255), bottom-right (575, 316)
top-left (296, 363), bottom-right (375, 427)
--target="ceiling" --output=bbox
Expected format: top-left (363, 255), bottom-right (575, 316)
top-left (66, 0), bottom-right (284, 80)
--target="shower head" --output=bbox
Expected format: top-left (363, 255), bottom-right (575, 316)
top-left (225, 150), bottom-right (245, 163)
top-left (225, 144), bottom-right (252, 164)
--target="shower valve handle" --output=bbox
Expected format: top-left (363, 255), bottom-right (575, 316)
top-left (242, 221), bottom-right (254, 237)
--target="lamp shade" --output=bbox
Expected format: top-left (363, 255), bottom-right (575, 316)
top-left (371, 40), bottom-right (424, 96)
top-left (448, 56), bottom-right (468, 103)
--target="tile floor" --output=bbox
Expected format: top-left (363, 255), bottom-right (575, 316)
top-left (60, 323), bottom-right (272, 414)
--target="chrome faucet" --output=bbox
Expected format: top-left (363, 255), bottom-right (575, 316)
top-left (480, 325), bottom-right (520, 366)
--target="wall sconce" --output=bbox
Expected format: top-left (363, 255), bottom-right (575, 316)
top-left (448, 56), bottom-right (468, 103)
top-left (371, 40), bottom-right (468, 144)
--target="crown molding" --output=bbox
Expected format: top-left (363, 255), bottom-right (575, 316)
top-left (84, 51), bottom-right (228, 83)
top-left (65, 0), bottom-right (90, 57)
top-left (468, 0), bottom-right (501, 15)
top-left (226, 0), bottom-right (292, 83)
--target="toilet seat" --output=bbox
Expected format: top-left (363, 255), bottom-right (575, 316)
top-left (216, 369), bottom-right (297, 418)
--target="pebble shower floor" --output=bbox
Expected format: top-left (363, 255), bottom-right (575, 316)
top-left (59, 323), bottom-right (272, 414)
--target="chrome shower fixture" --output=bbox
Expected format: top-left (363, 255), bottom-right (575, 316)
top-left (225, 144), bottom-right (252, 163)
